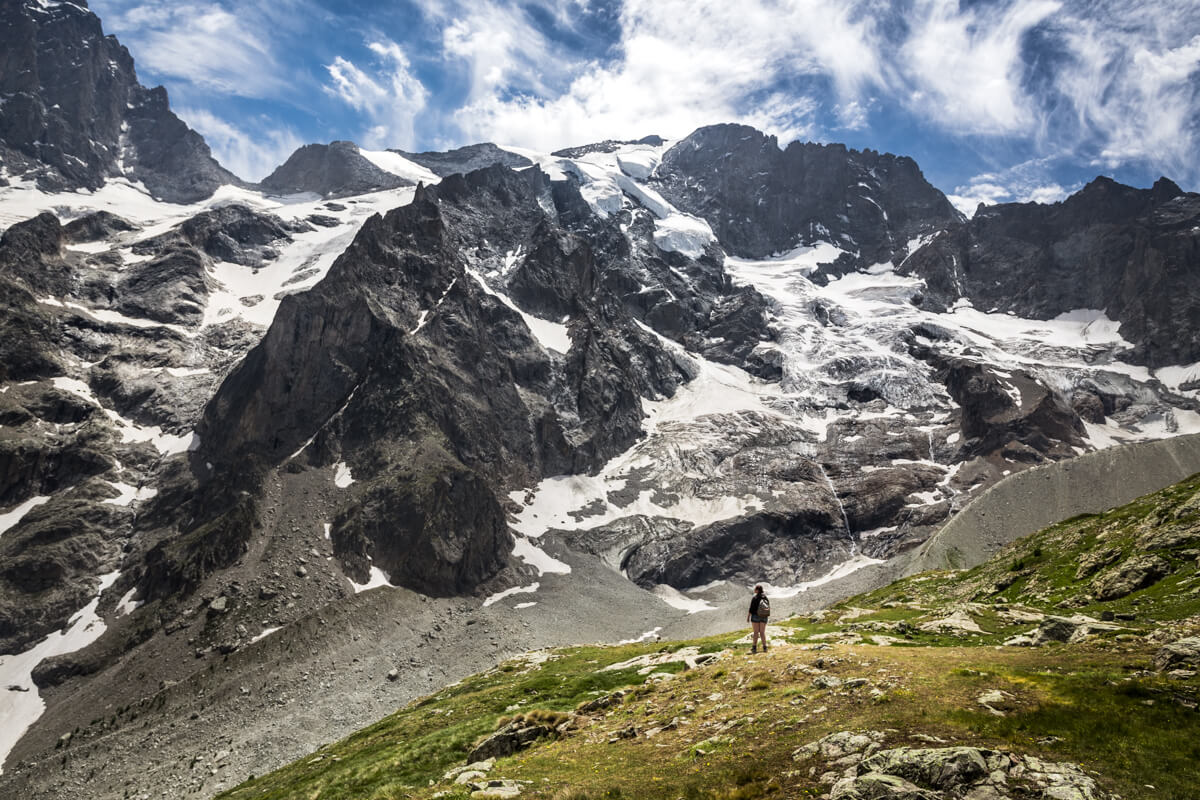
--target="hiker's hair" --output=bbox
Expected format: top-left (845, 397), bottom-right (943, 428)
top-left (754, 585), bottom-right (763, 594)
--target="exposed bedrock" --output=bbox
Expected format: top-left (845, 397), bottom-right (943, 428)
top-left (619, 508), bottom-right (856, 590)
top-left (902, 177), bottom-right (1200, 367)
top-left (395, 142), bottom-right (533, 177)
top-left (258, 141), bottom-right (411, 198)
top-left (0, 0), bottom-right (240, 200)
top-left (177, 165), bottom-right (710, 599)
top-left (652, 123), bottom-right (963, 265)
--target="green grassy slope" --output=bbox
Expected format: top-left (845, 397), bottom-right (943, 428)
top-left (215, 475), bottom-right (1200, 800)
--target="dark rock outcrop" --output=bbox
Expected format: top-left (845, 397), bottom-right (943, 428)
top-left (0, 214), bottom-right (68, 381)
top-left (0, 0), bottom-right (240, 201)
top-left (63, 211), bottom-right (138, 243)
top-left (131, 203), bottom-right (292, 267)
top-left (116, 248), bottom-right (208, 326)
top-left (552, 135), bottom-right (665, 159)
top-left (618, 507), bottom-right (855, 590)
top-left (1089, 554), bottom-right (1171, 600)
top-left (258, 141), bottom-right (410, 197)
top-left (396, 142), bottom-right (532, 177)
top-left (902, 177), bottom-right (1200, 367)
top-left (0, 483), bottom-right (129, 654)
top-left (331, 444), bottom-right (510, 595)
top-left (941, 361), bottom-right (1086, 461)
top-left (1154, 636), bottom-right (1200, 671)
top-left (467, 718), bottom-right (558, 763)
top-left (652, 123), bottom-right (963, 265)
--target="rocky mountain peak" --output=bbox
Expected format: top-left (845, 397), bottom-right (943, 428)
top-left (902, 176), bottom-right (1200, 367)
top-left (1150, 176), bottom-right (1184, 203)
top-left (0, 0), bottom-right (239, 201)
top-left (258, 140), bottom-right (412, 198)
top-left (651, 123), bottom-right (963, 266)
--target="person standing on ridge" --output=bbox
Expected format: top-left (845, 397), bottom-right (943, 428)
top-left (748, 585), bottom-right (770, 653)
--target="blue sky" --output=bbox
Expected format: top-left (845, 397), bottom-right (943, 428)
top-left (89, 0), bottom-right (1200, 213)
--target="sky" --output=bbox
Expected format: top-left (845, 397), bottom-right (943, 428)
top-left (88, 0), bottom-right (1200, 215)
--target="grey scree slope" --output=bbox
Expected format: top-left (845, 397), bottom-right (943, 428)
top-left (789, 433), bottom-right (1200, 611)
top-left (905, 432), bottom-right (1200, 574)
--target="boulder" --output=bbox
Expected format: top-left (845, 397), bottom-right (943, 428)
top-left (858, 747), bottom-right (990, 790)
top-left (831, 772), bottom-right (937, 799)
top-left (793, 730), bottom-right (887, 763)
top-left (1154, 637), bottom-right (1200, 671)
top-left (468, 779), bottom-right (523, 799)
top-left (812, 675), bottom-right (845, 690)
top-left (1034, 616), bottom-right (1081, 644)
top-left (467, 721), bottom-right (555, 763)
top-left (917, 610), bottom-right (985, 636)
top-left (444, 758), bottom-right (495, 782)
top-left (1090, 555), bottom-right (1171, 600)
top-left (975, 690), bottom-right (1016, 716)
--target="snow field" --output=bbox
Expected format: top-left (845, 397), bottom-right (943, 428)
top-left (349, 562), bottom-right (395, 594)
top-left (483, 582), bottom-right (540, 608)
top-left (0, 496), bottom-right (51, 538)
top-left (50, 376), bottom-right (198, 456)
top-left (0, 570), bottom-right (120, 773)
top-left (466, 268), bottom-right (571, 353)
top-left (357, 149), bottom-right (441, 185)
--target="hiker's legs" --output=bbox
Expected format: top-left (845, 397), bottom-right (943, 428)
top-left (752, 620), bottom-right (766, 650)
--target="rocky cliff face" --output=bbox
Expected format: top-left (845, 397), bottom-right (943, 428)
top-left (184, 165), bottom-right (703, 597)
top-left (902, 177), bottom-right (1200, 367)
top-left (652, 123), bottom-right (964, 266)
top-left (0, 0), bottom-right (238, 200)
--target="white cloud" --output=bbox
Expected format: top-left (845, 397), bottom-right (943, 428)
top-left (433, 0), bottom-right (1200, 188)
top-left (900, 0), bottom-right (1061, 135)
top-left (1052, 7), bottom-right (1200, 181)
top-left (94, 2), bottom-right (289, 98)
top-left (323, 39), bottom-right (429, 150)
top-left (948, 159), bottom-right (1073, 217)
top-left (445, 0), bottom-right (881, 151)
top-left (441, 3), bottom-right (559, 102)
top-left (175, 107), bottom-right (304, 182)
top-left (93, 0), bottom-right (1200, 190)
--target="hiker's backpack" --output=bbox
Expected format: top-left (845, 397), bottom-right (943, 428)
top-left (758, 596), bottom-right (770, 618)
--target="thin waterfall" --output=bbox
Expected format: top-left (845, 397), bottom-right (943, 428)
top-left (816, 462), bottom-right (851, 538)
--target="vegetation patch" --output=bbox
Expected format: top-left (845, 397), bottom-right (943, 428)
top-left (217, 475), bottom-right (1200, 800)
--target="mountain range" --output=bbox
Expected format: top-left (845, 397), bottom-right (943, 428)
top-left (1, 2), bottom-right (1199, 798)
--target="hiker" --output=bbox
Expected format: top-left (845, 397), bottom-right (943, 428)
top-left (748, 584), bottom-right (770, 653)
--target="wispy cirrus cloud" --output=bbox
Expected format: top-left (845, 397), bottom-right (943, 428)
top-left (430, 0), bottom-right (1200, 188)
top-left (175, 107), bottom-right (305, 181)
top-left (90, 0), bottom-right (1200, 196)
top-left (899, 0), bottom-right (1062, 136)
top-left (323, 39), bottom-right (429, 150)
top-left (442, 0), bottom-right (883, 150)
top-left (947, 157), bottom-right (1075, 217)
top-left (93, 1), bottom-right (305, 98)
top-left (1048, 2), bottom-right (1200, 181)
